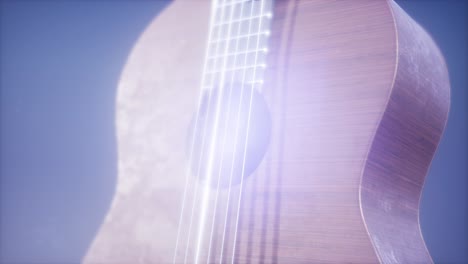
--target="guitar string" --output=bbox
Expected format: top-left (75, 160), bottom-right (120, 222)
top-left (174, 0), bottom-right (270, 262)
top-left (213, 13), bottom-right (267, 27)
top-left (193, 0), bottom-right (239, 263)
top-left (217, 0), bottom-right (258, 262)
top-left (171, 0), bottom-right (219, 262)
top-left (231, 0), bottom-right (268, 262)
top-left (205, 0), bottom-right (248, 263)
top-left (179, 1), bottom-right (230, 263)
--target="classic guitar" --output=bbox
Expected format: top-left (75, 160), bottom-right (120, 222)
top-left (84, 0), bottom-right (450, 263)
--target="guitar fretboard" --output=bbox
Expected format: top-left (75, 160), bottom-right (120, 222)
top-left (202, 0), bottom-right (274, 91)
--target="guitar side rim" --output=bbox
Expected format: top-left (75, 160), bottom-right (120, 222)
top-left (359, 1), bottom-right (451, 263)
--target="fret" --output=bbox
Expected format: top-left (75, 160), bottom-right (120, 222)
top-left (212, 13), bottom-right (272, 28)
top-left (212, 23), bottom-right (265, 42)
top-left (209, 31), bottom-right (270, 45)
top-left (207, 47), bottom-right (268, 60)
top-left (208, 50), bottom-right (268, 72)
top-left (215, 0), bottom-right (250, 9)
top-left (206, 64), bottom-right (266, 75)
top-left (208, 30), bottom-right (270, 56)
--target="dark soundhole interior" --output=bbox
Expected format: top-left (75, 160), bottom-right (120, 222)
top-left (187, 83), bottom-right (271, 188)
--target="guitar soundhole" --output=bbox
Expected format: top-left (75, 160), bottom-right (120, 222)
top-left (187, 84), bottom-right (271, 188)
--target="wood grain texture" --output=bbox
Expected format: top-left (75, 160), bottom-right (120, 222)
top-left (237, 1), bottom-right (394, 263)
top-left (360, 1), bottom-right (450, 263)
top-left (84, 0), bottom-right (449, 263)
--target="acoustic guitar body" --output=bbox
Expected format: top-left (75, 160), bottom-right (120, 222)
top-left (84, 0), bottom-right (450, 263)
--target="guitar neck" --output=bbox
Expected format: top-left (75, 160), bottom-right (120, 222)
top-left (202, 0), bottom-right (274, 92)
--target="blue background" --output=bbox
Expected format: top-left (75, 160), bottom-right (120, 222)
top-left (0, 1), bottom-right (466, 263)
